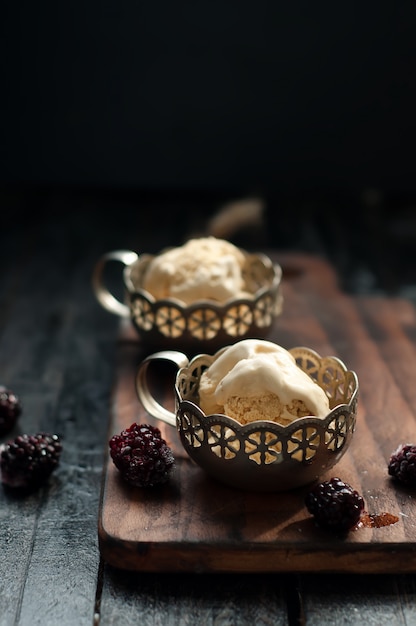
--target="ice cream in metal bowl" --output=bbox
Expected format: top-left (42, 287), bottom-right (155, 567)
top-left (136, 339), bottom-right (359, 491)
top-left (92, 237), bottom-right (283, 352)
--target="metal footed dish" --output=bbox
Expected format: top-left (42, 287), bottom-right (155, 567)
top-left (136, 345), bottom-right (359, 491)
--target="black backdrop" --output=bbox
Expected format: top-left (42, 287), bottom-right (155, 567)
top-left (2, 2), bottom-right (416, 195)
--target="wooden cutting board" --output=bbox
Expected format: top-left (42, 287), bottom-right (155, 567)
top-left (98, 252), bottom-right (416, 573)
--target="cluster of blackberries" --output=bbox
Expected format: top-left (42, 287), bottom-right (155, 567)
top-left (0, 382), bottom-right (174, 493)
top-left (0, 384), bottom-right (62, 491)
top-left (109, 422), bottom-right (175, 488)
top-left (305, 441), bottom-right (416, 534)
top-left (0, 386), bottom-right (22, 436)
top-left (388, 443), bottom-right (416, 486)
top-left (1, 433), bottom-right (62, 490)
top-left (305, 477), bottom-right (365, 533)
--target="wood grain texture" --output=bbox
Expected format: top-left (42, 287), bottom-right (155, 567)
top-left (2, 192), bottom-right (416, 625)
top-left (99, 252), bottom-right (416, 573)
top-left (0, 208), bottom-right (120, 626)
top-left (99, 570), bottom-right (290, 626)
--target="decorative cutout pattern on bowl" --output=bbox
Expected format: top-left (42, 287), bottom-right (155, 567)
top-left (127, 253), bottom-right (283, 348)
top-left (174, 347), bottom-right (358, 491)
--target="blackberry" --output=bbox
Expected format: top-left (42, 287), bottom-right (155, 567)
top-left (109, 423), bottom-right (175, 488)
top-left (0, 386), bottom-right (22, 436)
top-left (0, 433), bottom-right (62, 490)
top-left (388, 443), bottom-right (416, 486)
top-left (305, 477), bottom-right (365, 533)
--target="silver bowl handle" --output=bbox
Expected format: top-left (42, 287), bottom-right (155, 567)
top-left (136, 351), bottom-right (190, 427)
top-left (92, 249), bottom-right (138, 317)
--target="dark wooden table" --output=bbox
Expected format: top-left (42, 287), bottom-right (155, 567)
top-left (2, 186), bottom-right (416, 625)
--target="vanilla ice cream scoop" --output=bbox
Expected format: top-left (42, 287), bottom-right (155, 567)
top-left (142, 236), bottom-right (251, 304)
top-left (198, 339), bottom-right (330, 425)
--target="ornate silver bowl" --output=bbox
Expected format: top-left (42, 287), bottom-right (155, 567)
top-left (136, 345), bottom-right (359, 491)
top-left (92, 248), bottom-right (283, 352)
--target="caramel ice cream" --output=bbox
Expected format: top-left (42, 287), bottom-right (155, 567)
top-left (198, 339), bottom-right (330, 425)
top-left (142, 236), bottom-right (251, 304)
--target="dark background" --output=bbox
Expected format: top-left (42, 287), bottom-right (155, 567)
top-left (1, 2), bottom-right (416, 293)
top-left (2, 1), bottom-right (415, 192)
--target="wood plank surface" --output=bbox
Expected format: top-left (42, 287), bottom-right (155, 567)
top-left (98, 251), bottom-right (416, 574)
top-left (4, 193), bottom-right (416, 625)
top-left (0, 209), bottom-right (120, 626)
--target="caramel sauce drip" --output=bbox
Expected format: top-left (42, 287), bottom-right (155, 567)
top-left (356, 511), bottom-right (399, 529)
